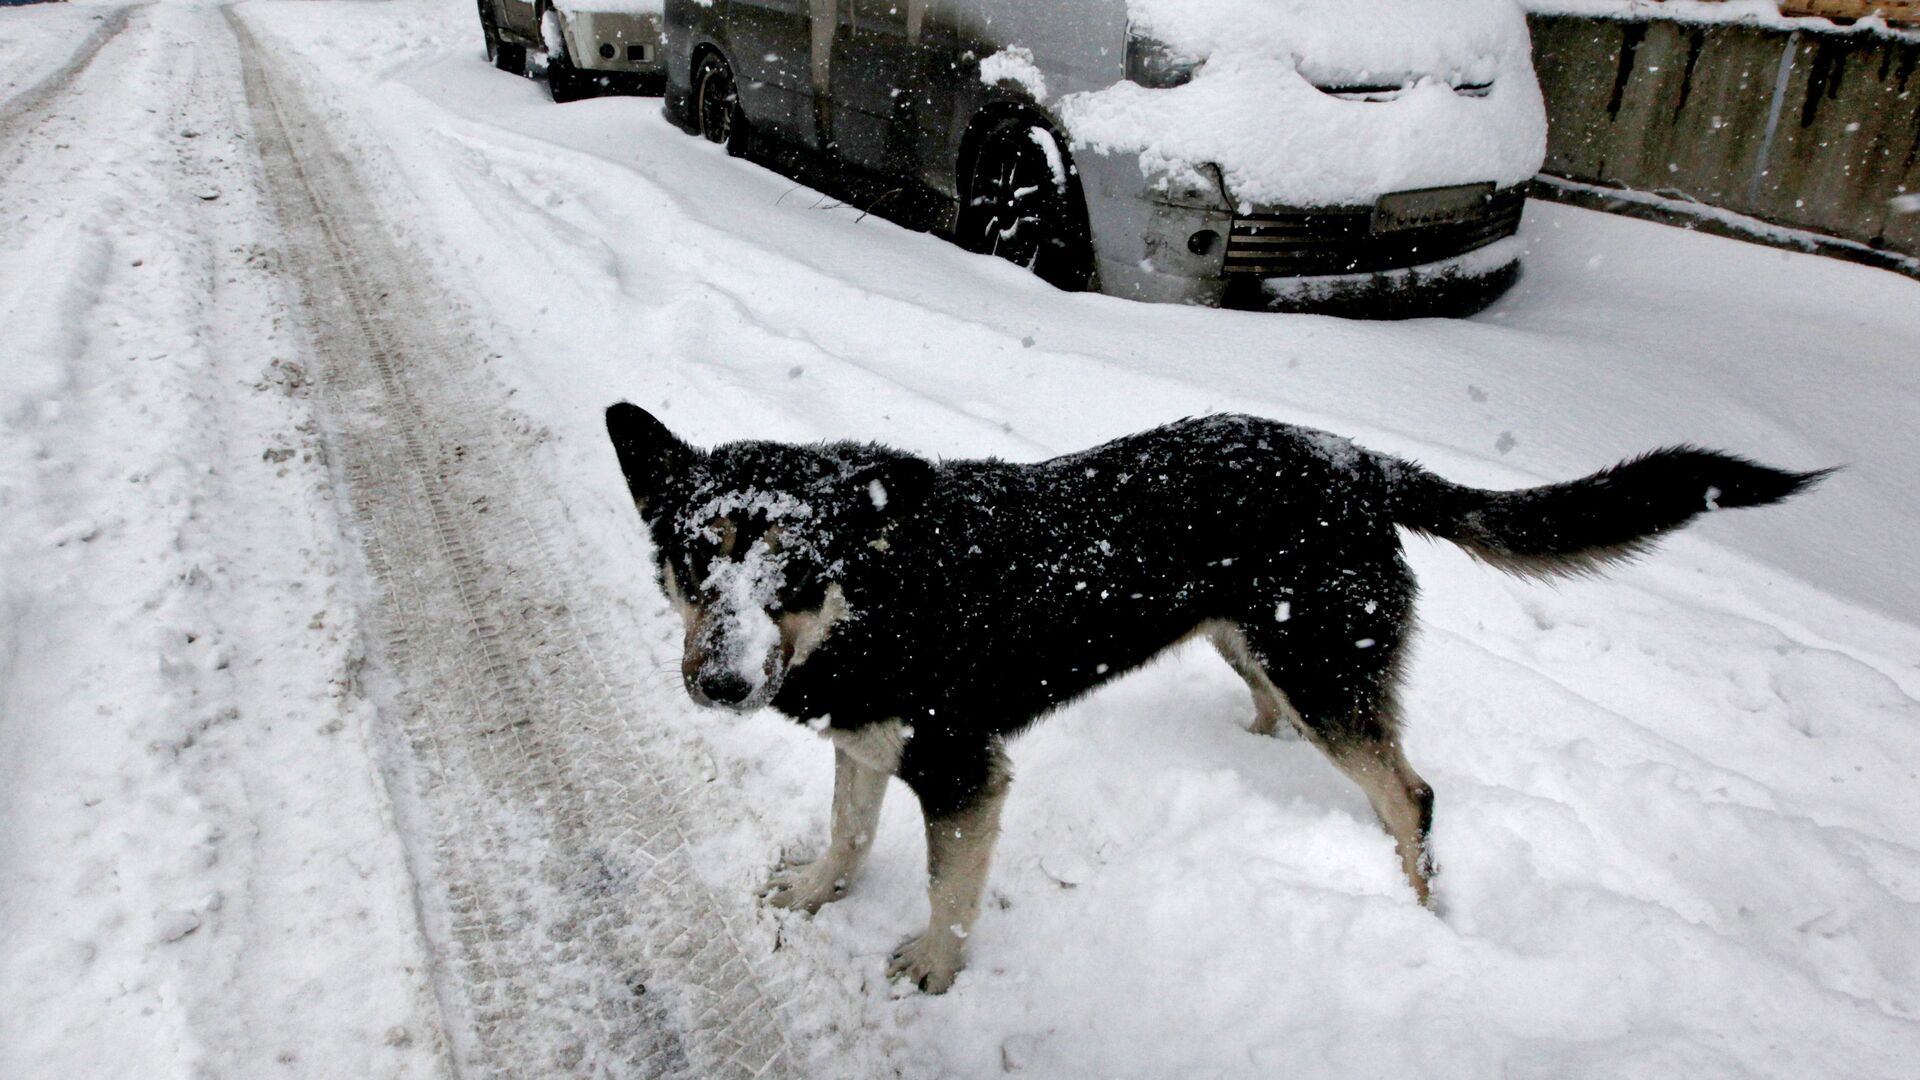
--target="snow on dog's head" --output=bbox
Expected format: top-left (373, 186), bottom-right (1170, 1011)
top-left (674, 487), bottom-right (817, 709)
top-left (605, 403), bottom-right (931, 712)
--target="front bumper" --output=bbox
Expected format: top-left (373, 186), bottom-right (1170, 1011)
top-left (1078, 149), bottom-right (1525, 310)
top-left (1246, 234), bottom-right (1524, 318)
top-left (1222, 186), bottom-right (1524, 278)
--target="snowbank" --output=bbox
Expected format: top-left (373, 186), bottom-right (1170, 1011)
top-left (216, 0), bottom-right (1920, 1070)
top-left (8, 0), bottom-right (1917, 1075)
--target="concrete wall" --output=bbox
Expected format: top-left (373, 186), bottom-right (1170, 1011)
top-left (1528, 14), bottom-right (1920, 263)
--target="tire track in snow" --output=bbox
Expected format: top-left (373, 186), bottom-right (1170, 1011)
top-left (229, 9), bottom-right (803, 1078)
top-left (0, 4), bottom-right (140, 181)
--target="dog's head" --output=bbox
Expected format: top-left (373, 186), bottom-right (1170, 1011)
top-left (606, 403), bottom-right (930, 712)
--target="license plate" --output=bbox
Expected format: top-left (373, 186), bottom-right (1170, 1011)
top-left (1372, 183), bottom-right (1495, 233)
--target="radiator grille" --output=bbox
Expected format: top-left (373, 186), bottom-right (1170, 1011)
top-left (1224, 187), bottom-right (1525, 278)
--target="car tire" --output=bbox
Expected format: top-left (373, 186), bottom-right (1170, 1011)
top-left (960, 119), bottom-right (1094, 291)
top-left (494, 39), bottom-right (528, 76)
top-left (548, 56), bottom-right (591, 103)
top-left (544, 11), bottom-right (592, 102)
top-left (484, 0), bottom-right (527, 81)
top-left (479, 0), bottom-right (508, 67)
top-left (693, 53), bottom-right (749, 157)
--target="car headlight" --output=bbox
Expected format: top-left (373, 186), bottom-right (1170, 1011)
top-left (1125, 32), bottom-right (1199, 89)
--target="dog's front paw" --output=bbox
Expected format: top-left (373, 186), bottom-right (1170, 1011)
top-left (762, 858), bottom-right (850, 914)
top-left (887, 931), bottom-right (965, 994)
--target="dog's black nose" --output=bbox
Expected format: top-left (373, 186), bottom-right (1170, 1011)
top-left (695, 669), bottom-right (756, 707)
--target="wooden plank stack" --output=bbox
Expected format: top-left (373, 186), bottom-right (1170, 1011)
top-left (1655, 0), bottom-right (1920, 27)
top-left (1779, 0), bottom-right (1920, 25)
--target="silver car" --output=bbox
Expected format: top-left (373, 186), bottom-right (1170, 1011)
top-left (479, 0), bottom-right (667, 102)
top-left (665, 0), bottom-right (1546, 313)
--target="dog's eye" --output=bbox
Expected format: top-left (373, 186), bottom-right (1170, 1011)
top-left (762, 526), bottom-right (785, 554)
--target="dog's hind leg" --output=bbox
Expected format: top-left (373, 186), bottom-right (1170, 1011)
top-left (1209, 621), bottom-right (1303, 738)
top-left (1235, 610), bottom-right (1437, 905)
top-left (889, 738), bottom-right (1013, 994)
top-left (765, 745), bottom-right (890, 913)
top-left (1282, 674), bottom-right (1436, 904)
top-left (1323, 733), bottom-right (1435, 906)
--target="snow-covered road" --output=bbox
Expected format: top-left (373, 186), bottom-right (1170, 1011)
top-left (3, 1), bottom-right (1918, 1077)
top-left (0, 3), bottom-right (445, 1075)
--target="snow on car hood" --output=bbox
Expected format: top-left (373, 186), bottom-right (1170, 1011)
top-left (1056, 0), bottom-right (1546, 208)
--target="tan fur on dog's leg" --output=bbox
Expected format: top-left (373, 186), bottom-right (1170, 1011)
top-left (1328, 739), bottom-right (1435, 905)
top-left (765, 748), bottom-right (889, 912)
top-left (888, 750), bottom-right (1011, 994)
top-left (1209, 622), bottom-right (1304, 738)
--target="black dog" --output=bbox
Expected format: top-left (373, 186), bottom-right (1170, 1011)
top-left (606, 403), bottom-right (1823, 992)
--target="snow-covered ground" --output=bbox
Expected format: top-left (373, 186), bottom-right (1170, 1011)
top-left (0, 3), bottom-right (445, 1076)
top-left (3, 1), bottom-right (1917, 1077)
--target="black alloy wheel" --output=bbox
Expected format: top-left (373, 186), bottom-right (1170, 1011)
top-left (961, 119), bottom-right (1093, 291)
top-left (694, 54), bottom-right (748, 156)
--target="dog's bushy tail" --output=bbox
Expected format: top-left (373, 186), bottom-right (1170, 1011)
top-left (1384, 447), bottom-right (1832, 579)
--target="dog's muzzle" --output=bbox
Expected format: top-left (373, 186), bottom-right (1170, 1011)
top-left (681, 607), bottom-right (785, 712)
top-left (688, 668), bottom-right (761, 709)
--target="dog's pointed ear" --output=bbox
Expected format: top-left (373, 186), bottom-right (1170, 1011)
top-left (606, 402), bottom-right (698, 521)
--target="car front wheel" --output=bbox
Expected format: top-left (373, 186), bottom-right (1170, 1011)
top-left (494, 39), bottom-right (527, 76)
top-left (482, 0), bottom-right (526, 77)
top-left (960, 119), bottom-right (1094, 291)
top-left (693, 54), bottom-right (749, 156)
top-left (544, 10), bottom-right (592, 102)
